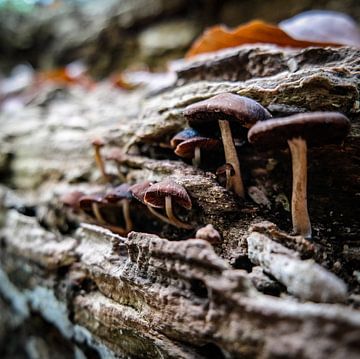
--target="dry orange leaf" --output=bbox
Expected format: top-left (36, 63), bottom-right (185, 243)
top-left (186, 20), bottom-right (341, 58)
top-left (37, 68), bottom-right (94, 89)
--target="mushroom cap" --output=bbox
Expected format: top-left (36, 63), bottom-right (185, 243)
top-left (60, 190), bottom-right (85, 209)
top-left (144, 180), bottom-right (192, 210)
top-left (248, 112), bottom-right (350, 149)
top-left (175, 136), bottom-right (221, 159)
top-left (91, 137), bottom-right (105, 147)
top-left (183, 93), bottom-right (271, 134)
top-left (129, 181), bottom-right (153, 204)
top-left (170, 128), bottom-right (201, 148)
top-left (105, 184), bottom-right (132, 203)
top-left (79, 193), bottom-right (106, 211)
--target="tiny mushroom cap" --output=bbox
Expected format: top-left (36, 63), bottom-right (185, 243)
top-left (91, 137), bottom-right (105, 147)
top-left (144, 180), bottom-right (192, 210)
top-left (79, 193), bottom-right (106, 211)
top-left (60, 190), bottom-right (85, 210)
top-left (105, 183), bottom-right (132, 203)
top-left (170, 128), bottom-right (201, 148)
top-left (129, 181), bottom-right (153, 204)
top-left (184, 93), bottom-right (271, 133)
top-left (174, 136), bottom-right (221, 159)
top-left (247, 112), bottom-right (351, 148)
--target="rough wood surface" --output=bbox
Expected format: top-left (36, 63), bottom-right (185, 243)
top-left (1, 45), bottom-right (360, 358)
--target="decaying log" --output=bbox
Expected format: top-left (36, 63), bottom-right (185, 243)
top-left (1, 211), bottom-right (360, 358)
top-left (1, 45), bottom-right (360, 358)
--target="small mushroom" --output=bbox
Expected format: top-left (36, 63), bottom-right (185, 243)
top-left (60, 190), bottom-right (85, 212)
top-left (170, 128), bottom-right (201, 148)
top-left (105, 184), bottom-right (133, 233)
top-left (78, 193), bottom-right (127, 235)
top-left (91, 137), bottom-right (109, 182)
top-left (129, 181), bottom-right (173, 226)
top-left (174, 136), bottom-right (221, 167)
top-left (184, 93), bottom-right (271, 198)
top-left (248, 112), bottom-right (351, 238)
top-left (79, 193), bottom-right (108, 225)
top-left (144, 180), bottom-right (193, 230)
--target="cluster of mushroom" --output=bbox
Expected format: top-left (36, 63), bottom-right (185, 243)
top-left (61, 179), bottom-right (194, 235)
top-left (170, 93), bottom-right (350, 239)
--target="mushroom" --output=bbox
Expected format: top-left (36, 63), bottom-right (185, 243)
top-left (91, 137), bottom-right (109, 182)
top-left (79, 193), bottom-right (127, 235)
top-left (60, 190), bottom-right (85, 212)
top-left (144, 180), bottom-right (193, 230)
top-left (170, 128), bottom-right (201, 148)
top-left (248, 112), bottom-right (351, 238)
top-left (79, 193), bottom-right (108, 225)
top-left (184, 93), bottom-right (271, 198)
top-left (129, 181), bottom-right (173, 226)
top-left (105, 184), bottom-right (133, 233)
top-left (174, 136), bottom-right (221, 167)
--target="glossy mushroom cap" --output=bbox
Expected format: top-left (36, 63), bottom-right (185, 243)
top-left (248, 112), bottom-right (351, 149)
top-left (129, 181), bottom-right (153, 204)
top-left (279, 10), bottom-right (360, 47)
top-left (184, 93), bottom-right (271, 133)
top-left (105, 184), bottom-right (132, 203)
top-left (170, 128), bottom-right (201, 148)
top-left (144, 180), bottom-right (192, 210)
top-left (175, 136), bottom-right (221, 159)
top-left (79, 193), bottom-right (106, 211)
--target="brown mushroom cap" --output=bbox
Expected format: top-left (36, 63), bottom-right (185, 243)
top-left (170, 128), bottom-right (201, 148)
top-left (175, 136), bottom-right (221, 159)
top-left (91, 137), bottom-right (105, 147)
top-left (60, 190), bottom-right (85, 209)
top-left (144, 180), bottom-right (192, 210)
top-left (248, 112), bottom-right (351, 149)
top-left (105, 184), bottom-right (132, 203)
top-left (79, 193), bottom-right (106, 211)
top-left (184, 93), bottom-right (271, 133)
top-left (129, 181), bottom-right (153, 204)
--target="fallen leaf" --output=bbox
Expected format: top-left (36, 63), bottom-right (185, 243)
top-left (186, 20), bottom-right (342, 58)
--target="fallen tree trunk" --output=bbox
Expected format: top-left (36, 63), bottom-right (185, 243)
top-left (1, 45), bottom-right (360, 358)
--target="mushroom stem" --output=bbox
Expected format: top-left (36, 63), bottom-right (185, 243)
top-left (165, 196), bottom-right (193, 229)
top-left (147, 205), bottom-right (174, 225)
top-left (288, 137), bottom-right (312, 238)
top-left (218, 120), bottom-right (245, 198)
top-left (91, 203), bottom-right (107, 225)
top-left (121, 199), bottom-right (133, 233)
top-left (225, 163), bottom-right (233, 191)
top-left (192, 146), bottom-right (201, 167)
top-left (93, 145), bottom-right (109, 182)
